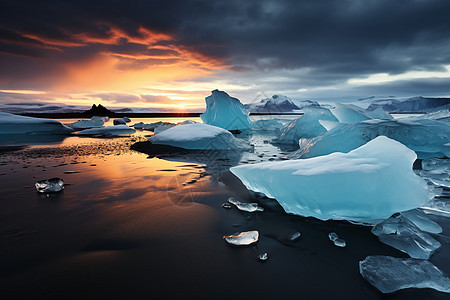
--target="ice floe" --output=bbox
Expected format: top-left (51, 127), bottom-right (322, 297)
top-left (359, 255), bottom-right (450, 293)
top-left (223, 230), bottom-right (259, 246)
top-left (149, 123), bottom-right (248, 150)
top-left (76, 125), bottom-right (136, 137)
top-left (0, 112), bottom-right (73, 135)
top-left (371, 214), bottom-right (441, 259)
top-left (70, 116), bottom-right (105, 130)
top-left (231, 136), bottom-right (431, 221)
top-left (200, 89), bottom-right (253, 130)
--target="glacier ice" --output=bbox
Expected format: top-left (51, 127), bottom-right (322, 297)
top-left (223, 230), bottom-right (259, 246)
top-left (252, 119), bottom-right (285, 131)
top-left (276, 107), bottom-right (338, 144)
top-left (35, 178), bottom-right (64, 193)
top-left (70, 116), bottom-right (104, 130)
top-left (328, 232), bottom-right (346, 247)
top-left (76, 125), bottom-right (136, 137)
top-left (0, 112), bottom-right (73, 135)
top-left (230, 136), bottom-right (431, 221)
top-left (418, 158), bottom-right (450, 188)
top-left (258, 252), bottom-right (268, 261)
top-left (367, 96), bottom-right (450, 113)
top-left (331, 103), bottom-right (393, 123)
top-left (359, 255), bottom-right (450, 293)
top-left (401, 209), bottom-right (442, 234)
top-left (228, 197), bottom-right (264, 212)
top-left (149, 123), bottom-right (247, 150)
top-left (371, 214), bottom-right (441, 259)
top-left (296, 118), bottom-right (450, 159)
top-left (422, 197), bottom-right (450, 217)
top-left (290, 232), bottom-right (301, 241)
top-left (200, 89), bottom-right (253, 130)
top-left (154, 122), bottom-right (176, 134)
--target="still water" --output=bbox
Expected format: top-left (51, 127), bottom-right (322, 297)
top-left (0, 117), bottom-right (448, 299)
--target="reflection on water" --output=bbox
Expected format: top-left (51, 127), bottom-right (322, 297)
top-left (1, 116), bottom-right (449, 299)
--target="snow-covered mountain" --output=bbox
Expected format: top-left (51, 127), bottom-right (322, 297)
top-left (245, 94), bottom-right (319, 112)
top-left (366, 96), bottom-right (450, 112)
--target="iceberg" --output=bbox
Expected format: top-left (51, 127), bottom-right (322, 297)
top-left (252, 119), bottom-right (285, 131)
top-left (76, 125), bottom-right (136, 137)
top-left (359, 255), bottom-right (450, 293)
top-left (154, 122), bottom-right (176, 134)
top-left (401, 209), bottom-right (442, 234)
top-left (35, 178), bottom-right (64, 193)
top-left (70, 116), bottom-right (104, 130)
top-left (418, 158), bottom-right (450, 187)
top-left (223, 230), bottom-right (259, 246)
top-left (331, 103), bottom-right (393, 123)
top-left (276, 107), bottom-right (338, 144)
top-left (371, 214), bottom-right (441, 259)
top-left (296, 119), bottom-right (450, 159)
top-left (149, 123), bottom-right (247, 150)
top-left (0, 112), bottom-right (73, 135)
top-left (367, 96), bottom-right (450, 113)
top-left (200, 90), bottom-right (253, 130)
top-left (230, 136), bottom-right (431, 221)
top-left (113, 118), bottom-right (127, 125)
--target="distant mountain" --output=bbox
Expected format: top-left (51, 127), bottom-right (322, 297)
top-left (367, 96), bottom-right (450, 112)
top-left (83, 104), bottom-right (115, 116)
top-left (245, 94), bottom-right (319, 112)
top-left (0, 102), bottom-right (87, 114)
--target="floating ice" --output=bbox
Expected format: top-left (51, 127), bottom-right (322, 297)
top-left (276, 107), bottom-right (338, 144)
top-left (228, 197), bottom-right (264, 212)
top-left (289, 232), bottom-right (301, 241)
top-left (70, 116), bottom-right (104, 130)
top-left (359, 255), bottom-right (450, 294)
top-left (367, 96), bottom-right (450, 113)
top-left (123, 117), bottom-right (131, 123)
top-left (0, 112), bottom-right (73, 135)
top-left (222, 203), bottom-right (232, 209)
top-left (401, 209), bottom-right (442, 234)
top-left (252, 119), bottom-right (285, 131)
top-left (177, 120), bottom-right (197, 125)
top-left (328, 232), bottom-right (346, 247)
top-left (76, 125), bottom-right (136, 137)
top-left (133, 121), bottom-right (163, 130)
top-left (296, 119), bottom-right (450, 159)
top-left (154, 122), bottom-right (176, 134)
top-left (418, 158), bottom-right (450, 188)
top-left (113, 118), bottom-right (127, 125)
top-left (331, 103), bottom-right (392, 123)
top-left (200, 89), bottom-right (253, 130)
top-left (149, 123), bottom-right (248, 150)
top-left (258, 252), bottom-right (268, 261)
top-left (371, 214), bottom-right (441, 259)
top-left (223, 230), bottom-right (259, 246)
top-left (422, 197), bottom-right (450, 217)
top-left (35, 178), bottom-right (64, 193)
top-left (231, 136), bottom-right (431, 221)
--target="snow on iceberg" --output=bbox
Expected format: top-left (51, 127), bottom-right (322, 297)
top-left (0, 112), bottom-right (73, 135)
top-left (76, 125), bottom-right (135, 137)
top-left (200, 89), bottom-right (253, 130)
top-left (276, 107), bottom-right (338, 144)
top-left (359, 255), bottom-right (450, 294)
top-left (296, 119), bottom-right (450, 159)
top-left (230, 136), bottom-right (431, 221)
top-left (331, 103), bottom-right (393, 123)
top-left (149, 123), bottom-right (247, 150)
top-left (70, 116), bottom-right (104, 130)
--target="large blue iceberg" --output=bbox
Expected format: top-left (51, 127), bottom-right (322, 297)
top-left (0, 112), bottom-right (73, 135)
top-left (230, 136), bottom-right (431, 222)
top-left (200, 90), bottom-right (253, 130)
top-left (296, 118), bottom-right (450, 159)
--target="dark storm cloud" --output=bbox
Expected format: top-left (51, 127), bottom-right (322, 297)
top-left (0, 0), bottom-right (450, 96)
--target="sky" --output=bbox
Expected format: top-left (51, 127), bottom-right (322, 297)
top-left (1, 0), bottom-right (450, 111)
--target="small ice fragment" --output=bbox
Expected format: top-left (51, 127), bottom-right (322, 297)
top-left (123, 116), bottom-right (131, 123)
top-left (290, 232), bottom-right (301, 241)
top-left (359, 255), bottom-right (450, 294)
top-left (35, 178), bottom-right (64, 193)
top-left (222, 203), bottom-right (232, 209)
top-left (228, 197), bottom-right (264, 212)
top-left (224, 230), bottom-right (259, 246)
top-left (328, 232), bottom-right (338, 241)
top-left (334, 238), bottom-right (346, 247)
top-left (258, 252), bottom-right (268, 261)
